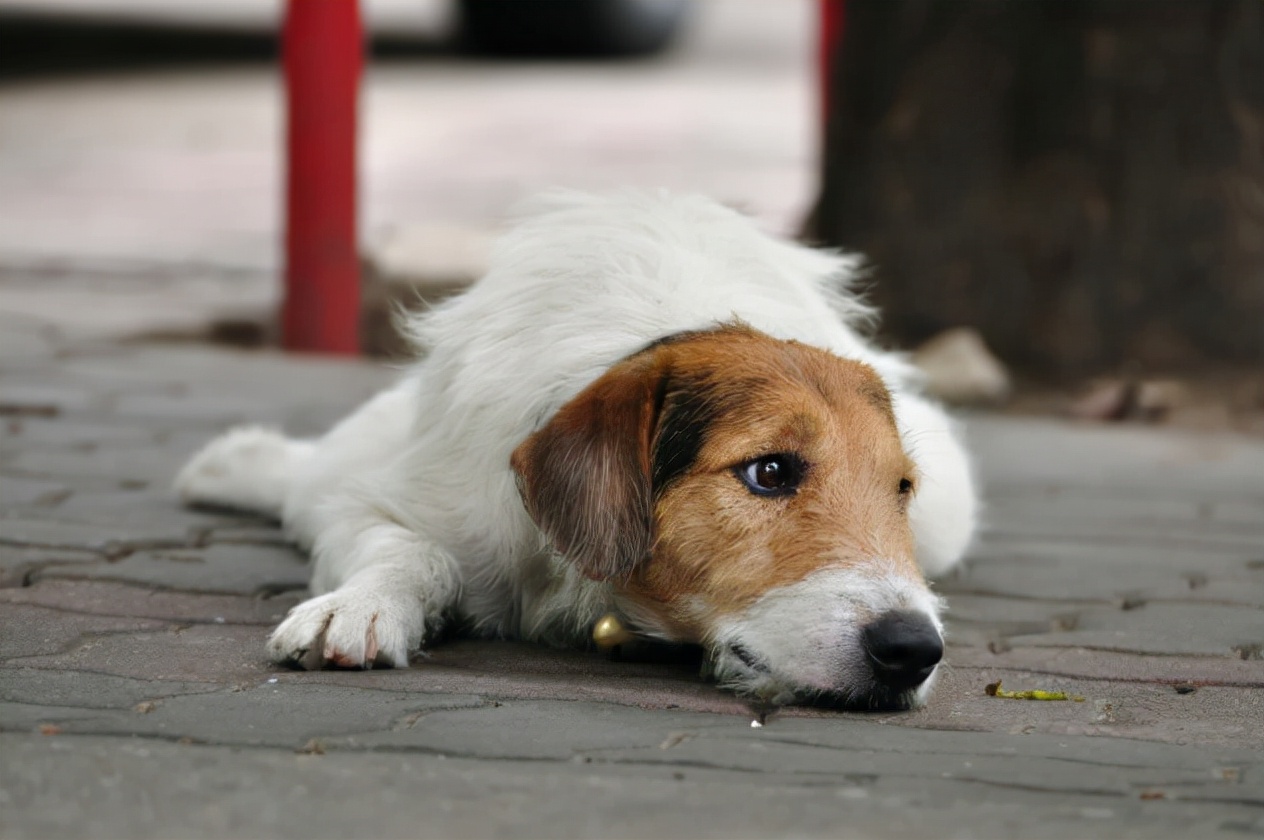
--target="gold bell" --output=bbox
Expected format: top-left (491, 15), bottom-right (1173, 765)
top-left (592, 613), bottom-right (634, 649)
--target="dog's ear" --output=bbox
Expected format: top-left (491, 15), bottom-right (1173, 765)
top-left (511, 354), bottom-right (664, 581)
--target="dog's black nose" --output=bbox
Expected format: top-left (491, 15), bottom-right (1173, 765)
top-left (862, 610), bottom-right (943, 691)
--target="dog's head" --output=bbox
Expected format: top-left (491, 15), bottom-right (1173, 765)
top-left (511, 325), bottom-right (944, 710)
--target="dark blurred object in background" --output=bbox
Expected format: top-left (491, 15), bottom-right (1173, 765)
top-left (809, 0), bottom-right (1264, 378)
top-left (459, 0), bottom-right (691, 57)
top-left (0, 12), bottom-right (277, 77)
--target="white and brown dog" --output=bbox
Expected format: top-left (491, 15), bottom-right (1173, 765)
top-left (176, 190), bottom-right (977, 710)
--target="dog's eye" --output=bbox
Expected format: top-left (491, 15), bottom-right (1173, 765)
top-left (736, 454), bottom-right (804, 497)
top-left (899, 477), bottom-right (914, 495)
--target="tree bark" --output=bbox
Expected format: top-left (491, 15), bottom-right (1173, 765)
top-left (809, 0), bottom-right (1264, 375)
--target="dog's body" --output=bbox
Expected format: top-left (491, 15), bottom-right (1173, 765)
top-left (177, 191), bottom-right (977, 709)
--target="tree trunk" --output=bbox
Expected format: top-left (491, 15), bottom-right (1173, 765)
top-left (808, 0), bottom-right (1264, 375)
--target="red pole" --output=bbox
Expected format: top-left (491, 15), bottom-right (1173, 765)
top-left (282, 0), bottom-right (362, 354)
top-left (818, 0), bottom-right (846, 127)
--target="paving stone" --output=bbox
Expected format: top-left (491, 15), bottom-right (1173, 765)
top-left (0, 667), bottom-right (220, 710)
top-left (332, 698), bottom-right (743, 759)
top-left (951, 645), bottom-right (1264, 690)
top-left (27, 484), bottom-right (236, 523)
top-left (0, 476), bottom-right (72, 509)
top-left (293, 639), bottom-right (751, 717)
top-left (13, 624), bottom-right (750, 716)
top-left (979, 492), bottom-right (1264, 536)
top-left (108, 390), bottom-right (311, 430)
top-left (105, 385), bottom-right (383, 437)
top-left (12, 622), bottom-right (270, 684)
top-left (32, 543), bottom-right (310, 596)
top-left (0, 516), bottom-right (191, 553)
top-left (1206, 500), bottom-right (1264, 528)
top-left (60, 347), bottom-right (397, 434)
top-left (966, 532), bottom-right (1260, 566)
top-left (56, 342), bottom-right (383, 391)
top-left (5, 487), bottom-right (246, 540)
top-left (711, 711), bottom-right (1260, 775)
top-left (3, 681), bottom-right (487, 750)
top-left (903, 660), bottom-right (1264, 748)
top-left (0, 701), bottom-right (132, 736)
top-left (1001, 601), bottom-right (1264, 658)
top-left (942, 584), bottom-right (1264, 653)
top-left (0, 380), bottom-right (111, 416)
top-left (588, 722), bottom-right (1245, 796)
top-left (0, 579), bottom-right (299, 627)
top-left (0, 602), bottom-right (168, 661)
top-left (943, 592), bottom-right (1096, 634)
top-left (0, 416), bottom-right (168, 451)
top-left (975, 516), bottom-right (1264, 555)
top-left (0, 313), bottom-right (60, 366)
top-left (2, 439), bottom-right (199, 485)
top-left (0, 544), bottom-right (103, 588)
top-left (203, 521), bottom-right (290, 546)
top-left (0, 731), bottom-right (1257, 840)
top-left (966, 417), bottom-right (1264, 498)
top-left (1124, 572), bottom-right (1264, 607)
top-left (947, 548), bottom-right (1264, 603)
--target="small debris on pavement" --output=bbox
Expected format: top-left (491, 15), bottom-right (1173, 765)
top-left (750, 719), bottom-right (763, 728)
top-left (297, 738), bottom-right (326, 755)
top-left (985, 680), bottom-right (1084, 702)
top-left (658, 732), bottom-right (694, 749)
top-left (37, 724), bottom-right (62, 735)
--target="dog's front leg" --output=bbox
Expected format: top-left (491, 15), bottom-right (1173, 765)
top-left (268, 519), bottom-right (460, 669)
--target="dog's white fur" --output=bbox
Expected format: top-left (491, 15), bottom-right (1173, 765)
top-left (177, 190), bottom-right (976, 705)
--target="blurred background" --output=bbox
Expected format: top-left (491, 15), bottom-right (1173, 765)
top-left (0, 1), bottom-right (813, 342)
top-left (0, 0), bottom-right (1260, 431)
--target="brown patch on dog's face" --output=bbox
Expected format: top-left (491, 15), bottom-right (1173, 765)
top-left (511, 325), bottom-right (920, 643)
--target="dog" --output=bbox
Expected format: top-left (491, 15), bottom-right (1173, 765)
top-left (176, 190), bottom-right (977, 710)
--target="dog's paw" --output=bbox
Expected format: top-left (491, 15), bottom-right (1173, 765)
top-left (267, 588), bottom-right (425, 670)
top-left (175, 425), bottom-right (301, 517)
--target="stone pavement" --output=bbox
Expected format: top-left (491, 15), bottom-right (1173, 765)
top-left (2, 3), bottom-right (1264, 836)
top-left (2, 304), bottom-right (1264, 839)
